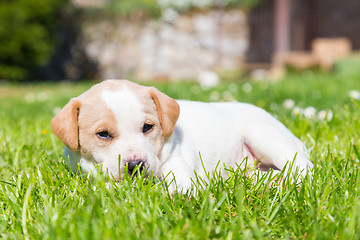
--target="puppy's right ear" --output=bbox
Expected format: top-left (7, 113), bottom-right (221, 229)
top-left (51, 98), bottom-right (81, 151)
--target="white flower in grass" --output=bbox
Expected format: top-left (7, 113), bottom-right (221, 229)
top-left (37, 91), bottom-right (51, 102)
top-left (228, 83), bottom-right (238, 93)
top-left (24, 92), bottom-right (36, 103)
top-left (242, 83), bottom-right (252, 93)
top-left (349, 90), bottom-right (360, 100)
top-left (318, 110), bottom-right (333, 121)
top-left (282, 99), bottom-right (295, 109)
top-left (317, 110), bottom-right (327, 121)
top-left (292, 107), bottom-right (303, 116)
top-left (197, 70), bottom-right (219, 89)
top-left (304, 106), bottom-right (317, 119)
top-left (222, 91), bottom-right (235, 102)
top-left (209, 91), bottom-right (220, 101)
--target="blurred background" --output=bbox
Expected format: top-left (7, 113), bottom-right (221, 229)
top-left (0, 0), bottom-right (359, 83)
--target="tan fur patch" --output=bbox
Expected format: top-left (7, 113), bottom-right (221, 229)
top-left (75, 82), bottom-right (121, 160)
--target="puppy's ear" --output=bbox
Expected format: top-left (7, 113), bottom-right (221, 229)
top-left (51, 98), bottom-right (81, 151)
top-left (149, 88), bottom-right (180, 138)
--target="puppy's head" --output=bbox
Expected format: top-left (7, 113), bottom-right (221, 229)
top-left (51, 80), bottom-right (179, 180)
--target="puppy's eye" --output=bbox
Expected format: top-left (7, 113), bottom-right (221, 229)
top-left (96, 131), bottom-right (111, 139)
top-left (142, 124), bottom-right (154, 133)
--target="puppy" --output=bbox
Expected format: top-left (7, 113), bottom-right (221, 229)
top-left (51, 80), bottom-right (312, 193)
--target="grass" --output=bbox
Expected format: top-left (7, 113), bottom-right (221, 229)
top-left (1, 59), bottom-right (360, 239)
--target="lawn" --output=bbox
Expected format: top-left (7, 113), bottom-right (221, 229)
top-left (1, 57), bottom-right (360, 239)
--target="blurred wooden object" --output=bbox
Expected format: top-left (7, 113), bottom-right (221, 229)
top-left (270, 37), bottom-right (352, 80)
top-left (312, 38), bottom-right (352, 71)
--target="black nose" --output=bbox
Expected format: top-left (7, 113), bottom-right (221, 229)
top-left (126, 160), bottom-right (144, 175)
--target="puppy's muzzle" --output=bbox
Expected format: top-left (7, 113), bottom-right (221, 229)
top-left (126, 160), bottom-right (145, 175)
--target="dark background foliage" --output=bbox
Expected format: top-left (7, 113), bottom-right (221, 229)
top-left (0, 0), bottom-right (70, 81)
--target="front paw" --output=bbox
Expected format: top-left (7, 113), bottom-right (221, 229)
top-left (164, 174), bottom-right (194, 195)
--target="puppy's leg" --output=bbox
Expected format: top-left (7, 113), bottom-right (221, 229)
top-left (159, 158), bottom-right (195, 194)
top-left (243, 121), bottom-right (313, 176)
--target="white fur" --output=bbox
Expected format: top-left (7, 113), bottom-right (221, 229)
top-left (66, 84), bottom-right (313, 193)
top-left (157, 100), bottom-right (312, 192)
top-left (99, 88), bottom-right (158, 179)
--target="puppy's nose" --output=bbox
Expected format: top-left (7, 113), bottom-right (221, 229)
top-left (126, 160), bottom-right (144, 175)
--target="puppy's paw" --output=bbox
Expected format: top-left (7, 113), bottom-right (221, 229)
top-left (166, 178), bottom-right (194, 196)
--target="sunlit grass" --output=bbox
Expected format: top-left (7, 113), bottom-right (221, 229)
top-left (1, 64), bottom-right (360, 238)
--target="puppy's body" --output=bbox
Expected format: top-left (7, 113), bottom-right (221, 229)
top-left (52, 80), bottom-right (312, 193)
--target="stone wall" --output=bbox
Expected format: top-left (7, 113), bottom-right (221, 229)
top-left (79, 9), bottom-right (249, 81)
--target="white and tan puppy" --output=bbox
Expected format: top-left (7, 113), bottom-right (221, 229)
top-left (51, 79), bottom-right (312, 193)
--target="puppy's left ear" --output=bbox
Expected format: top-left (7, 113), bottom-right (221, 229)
top-left (51, 98), bottom-right (81, 151)
top-left (149, 88), bottom-right (180, 138)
